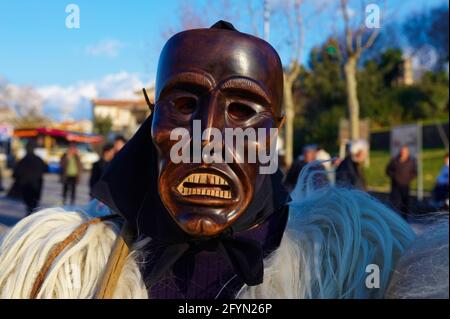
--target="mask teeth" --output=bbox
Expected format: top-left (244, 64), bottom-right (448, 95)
top-left (183, 173), bottom-right (228, 186)
top-left (176, 180), bottom-right (232, 199)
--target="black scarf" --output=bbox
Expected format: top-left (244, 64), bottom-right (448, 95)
top-left (91, 115), bottom-right (290, 289)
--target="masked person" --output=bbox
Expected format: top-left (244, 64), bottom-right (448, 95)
top-left (0, 21), bottom-right (447, 299)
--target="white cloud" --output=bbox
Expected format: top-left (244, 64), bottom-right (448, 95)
top-left (37, 71), bottom-right (149, 121)
top-left (95, 72), bottom-right (145, 99)
top-left (85, 39), bottom-right (124, 58)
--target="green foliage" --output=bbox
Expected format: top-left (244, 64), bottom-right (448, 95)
top-left (292, 39), bottom-right (346, 153)
top-left (418, 71), bottom-right (449, 114)
top-left (291, 42), bottom-right (449, 154)
top-left (93, 115), bottom-right (113, 136)
top-left (378, 48), bottom-right (403, 87)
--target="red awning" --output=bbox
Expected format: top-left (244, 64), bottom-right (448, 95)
top-left (13, 127), bottom-right (103, 143)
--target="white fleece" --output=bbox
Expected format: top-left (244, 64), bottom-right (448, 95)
top-left (0, 208), bottom-right (148, 299)
top-left (0, 174), bottom-right (417, 299)
top-left (237, 169), bottom-right (416, 298)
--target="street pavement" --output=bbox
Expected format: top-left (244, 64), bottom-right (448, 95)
top-left (0, 172), bottom-right (91, 229)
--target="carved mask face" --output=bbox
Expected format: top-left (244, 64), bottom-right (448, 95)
top-left (152, 27), bottom-right (284, 237)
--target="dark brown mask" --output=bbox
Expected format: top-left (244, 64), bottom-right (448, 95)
top-left (152, 24), bottom-right (284, 237)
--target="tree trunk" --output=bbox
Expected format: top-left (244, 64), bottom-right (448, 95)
top-left (284, 76), bottom-right (295, 167)
top-left (344, 55), bottom-right (360, 140)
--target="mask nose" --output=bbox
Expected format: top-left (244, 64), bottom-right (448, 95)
top-left (194, 91), bottom-right (225, 163)
top-left (199, 91), bottom-right (221, 143)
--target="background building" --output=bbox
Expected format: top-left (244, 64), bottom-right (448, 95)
top-left (91, 87), bottom-right (154, 138)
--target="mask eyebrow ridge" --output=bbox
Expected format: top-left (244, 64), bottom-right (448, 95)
top-left (219, 77), bottom-right (271, 105)
top-left (158, 72), bottom-right (214, 99)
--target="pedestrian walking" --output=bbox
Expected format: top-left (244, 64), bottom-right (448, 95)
top-left (60, 143), bottom-right (83, 205)
top-left (12, 141), bottom-right (47, 213)
top-left (386, 145), bottom-right (417, 217)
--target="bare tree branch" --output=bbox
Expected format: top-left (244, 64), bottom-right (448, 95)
top-left (362, 27), bottom-right (381, 51)
top-left (341, 0), bottom-right (384, 56)
top-left (353, 0), bottom-right (367, 53)
top-left (284, 0), bottom-right (296, 64)
top-left (247, 0), bottom-right (260, 37)
top-left (341, 0), bottom-right (354, 55)
top-left (293, 0), bottom-right (304, 64)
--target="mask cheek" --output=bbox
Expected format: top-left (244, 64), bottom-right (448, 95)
top-left (151, 119), bottom-right (177, 152)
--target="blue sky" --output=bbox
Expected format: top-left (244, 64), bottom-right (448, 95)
top-left (0, 0), bottom-right (446, 120)
top-left (0, 0), bottom-right (175, 86)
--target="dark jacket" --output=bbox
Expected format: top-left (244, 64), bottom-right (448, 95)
top-left (89, 159), bottom-right (109, 190)
top-left (336, 156), bottom-right (367, 191)
top-left (10, 153), bottom-right (48, 199)
top-left (13, 153), bottom-right (48, 185)
top-left (386, 156), bottom-right (417, 187)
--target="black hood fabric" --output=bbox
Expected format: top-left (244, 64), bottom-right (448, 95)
top-left (91, 114), bottom-right (290, 288)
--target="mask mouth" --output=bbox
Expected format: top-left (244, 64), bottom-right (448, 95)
top-left (176, 172), bottom-right (233, 199)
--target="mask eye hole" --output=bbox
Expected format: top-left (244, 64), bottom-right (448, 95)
top-left (228, 102), bottom-right (257, 121)
top-left (173, 96), bottom-right (197, 114)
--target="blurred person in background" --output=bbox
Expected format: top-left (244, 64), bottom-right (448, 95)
top-left (316, 147), bottom-right (332, 170)
top-left (332, 156), bottom-right (343, 168)
top-left (0, 166), bottom-right (4, 193)
top-left (60, 143), bottom-right (83, 206)
top-left (432, 152), bottom-right (449, 210)
top-left (284, 144), bottom-right (326, 191)
top-left (89, 143), bottom-right (115, 193)
top-left (113, 135), bottom-right (127, 154)
top-left (336, 139), bottom-right (368, 191)
top-left (386, 145), bottom-right (417, 217)
top-left (12, 141), bottom-right (47, 214)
